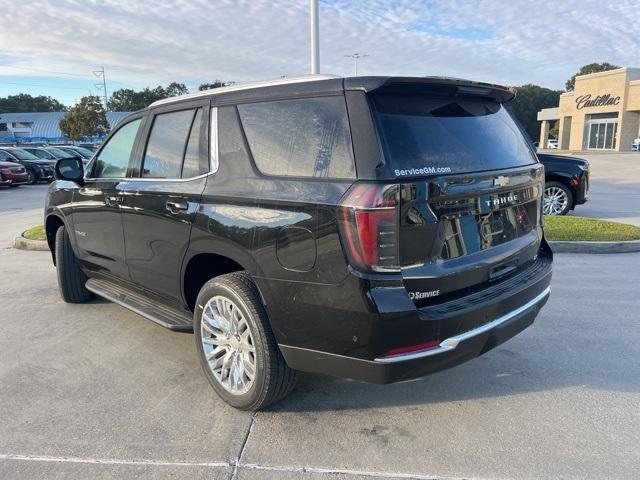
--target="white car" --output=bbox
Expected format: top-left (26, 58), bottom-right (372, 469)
top-left (547, 139), bottom-right (558, 149)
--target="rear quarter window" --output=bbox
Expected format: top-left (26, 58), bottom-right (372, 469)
top-left (371, 95), bottom-right (537, 178)
top-left (237, 96), bottom-right (356, 179)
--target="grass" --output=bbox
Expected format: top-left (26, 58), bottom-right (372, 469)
top-left (544, 215), bottom-right (640, 241)
top-left (22, 225), bottom-right (46, 241)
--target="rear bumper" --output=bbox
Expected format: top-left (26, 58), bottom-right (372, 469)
top-left (280, 287), bottom-right (548, 383)
top-left (279, 252), bottom-right (552, 384)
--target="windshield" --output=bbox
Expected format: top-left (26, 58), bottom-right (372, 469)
top-left (46, 148), bottom-right (70, 158)
top-left (74, 146), bottom-right (94, 157)
top-left (6, 149), bottom-right (40, 160)
top-left (371, 95), bottom-right (537, 177)
top-left (27, 149), bottom-right (52, 159)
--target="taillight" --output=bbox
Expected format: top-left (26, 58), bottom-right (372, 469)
top-left (338, 183), bottom-right (400, 272)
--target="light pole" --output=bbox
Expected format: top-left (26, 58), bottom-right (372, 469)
top-left (310, 0), bottom-right (320, 74)
top-left (344, 53), bottom-right (369, 76)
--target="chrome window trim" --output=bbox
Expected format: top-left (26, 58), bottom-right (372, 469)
top-left (210, 107), bottom-right (219, 174)
top-left (85, 108), bottom-right (218, 183)
top-left (374, 286), bottom-right (551, 364)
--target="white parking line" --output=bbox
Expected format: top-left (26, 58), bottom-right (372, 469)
top-left (0, 453), bottom-right (228, 468)
top-left (0, 453), bottom-right (490, 479)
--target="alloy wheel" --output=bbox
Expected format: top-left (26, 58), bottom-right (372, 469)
top-left (543, 186), bottom-right (569, 215)
top-left (27, 170), bottom-right (35, 184)
top-left (200, 295), bottom-right (256, 395)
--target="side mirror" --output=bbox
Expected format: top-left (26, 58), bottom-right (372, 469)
top-left (54, 157), bottom-right (85, 185)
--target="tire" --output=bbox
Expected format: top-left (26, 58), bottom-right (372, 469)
top-left (55, 226), bottom-right (94, 303)
top-left (26, 169), bottom-right (36, 185)
top-left (194, 272), bottom-right (298, 410)
top-left (543, 181), bottom-right (573, 216)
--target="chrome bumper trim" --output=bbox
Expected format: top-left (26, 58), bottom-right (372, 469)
top-left (374, 287), bottom-right (551, 364)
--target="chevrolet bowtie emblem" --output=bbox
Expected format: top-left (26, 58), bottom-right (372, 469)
top-left (493, 176), bottom-right (510, 187)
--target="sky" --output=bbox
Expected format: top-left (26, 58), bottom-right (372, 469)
top-left (0, 0), bottom-right (638, 106)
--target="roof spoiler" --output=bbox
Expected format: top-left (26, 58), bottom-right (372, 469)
top-left (344, 76), bottom-right (515, 103)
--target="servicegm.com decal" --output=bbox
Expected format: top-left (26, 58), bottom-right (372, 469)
top-left (395, 166), bottom-right (452, 177)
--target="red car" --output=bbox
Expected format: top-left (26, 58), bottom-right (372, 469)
top-left (0, 160), bottom-right (29, 187)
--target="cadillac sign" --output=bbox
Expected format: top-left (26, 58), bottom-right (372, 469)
top-left (575, 93), bottom-right (621, 110)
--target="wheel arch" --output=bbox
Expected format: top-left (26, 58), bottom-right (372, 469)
top-left (181, 241), bottom-right (261, 312)
top-left (44, 213), bottom-right (66, 265)
top-left (545, 174), bottom-right (577, 201)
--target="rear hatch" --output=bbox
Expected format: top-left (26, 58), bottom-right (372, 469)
top-left (370, 90), bottom-right (544, 306)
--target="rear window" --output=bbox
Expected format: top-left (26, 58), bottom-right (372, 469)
top-left (371, 95), bottom-right (536, 177)
top-left (238, 97), bottom-right (356, 179)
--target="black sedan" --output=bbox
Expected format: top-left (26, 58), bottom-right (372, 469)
top-left (537, 153), bottom-right (589, 215)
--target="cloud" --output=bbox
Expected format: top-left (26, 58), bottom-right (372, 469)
top-left (0, 0), bottom-right (637, 95)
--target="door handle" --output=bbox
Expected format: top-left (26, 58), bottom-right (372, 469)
top-left (166, 200), bottom-right (189, 213)
top-left (105, 195), bottom-right (122, 206)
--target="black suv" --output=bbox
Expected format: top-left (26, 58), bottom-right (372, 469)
top-left (46, 76), bottom-right (552, 410)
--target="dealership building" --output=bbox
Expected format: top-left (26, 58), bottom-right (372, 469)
top-left (538, 67), bottom-right (640, 151)
top-left (0, 111), bottom-right (129, 142)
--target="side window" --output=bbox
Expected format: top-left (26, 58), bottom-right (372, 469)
top-left (180, 108), bottom-right (205, 178)
top-left (0, 151), bottom-right (12, 161)
top-left (237, 96), bottom-right (356, 179)
top-left (92, 119), bottom-right (141, 178)
top-left (142, 109), bottom-right (195, 179)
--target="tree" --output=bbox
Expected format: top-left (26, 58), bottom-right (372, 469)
top-left (198, 80), bottom-right (229, 91)
top-left (166, 82), bottom-right (189, 97)
top-left (0, 93), bottom-right (67, 113)
top-left (59, 95), bottom-right (110, 141)
top-left (107, 83), bottom-right (190, 111)
top-left (507, 84), bottom-right (562, 142)
top-left (565, 62), bottom-right (620, 91)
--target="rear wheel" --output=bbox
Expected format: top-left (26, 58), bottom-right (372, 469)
top-left (55, 226), bottom-right (94, 303)
top-left (194, 272), bottom-right (297, 410)
top-left (543, 181), bottom-right (573, 216)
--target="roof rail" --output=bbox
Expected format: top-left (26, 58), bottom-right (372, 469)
top-left (149, 74), bottom-right (341, 108)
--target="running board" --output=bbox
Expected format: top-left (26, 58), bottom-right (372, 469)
top-left (85, 278), bottom-right (193, 332)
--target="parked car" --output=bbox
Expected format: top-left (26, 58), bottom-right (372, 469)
top-left (20, 147), bottom-right (61, 161)
top-left (55, 145), bottom-right (94, 160)
top-left (546, 139), bottom-right (558, 149)
top-left (46, 75), bottom-right (553, 410)
top-left (0, 148), bottom-right (55, 184)
top-left (0, 158), bottom-right (29, 186)
top-left (78, 143), bottom-right (99, 152)
top-left (537, 153), bottom-right (589, 215)
top-left (44, 146), bottom-right (91, 166)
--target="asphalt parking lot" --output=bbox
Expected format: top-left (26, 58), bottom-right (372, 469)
top-left (557, 152), bottom-right (640, 226)
top-left (1, 169), bottom-right (639, 479)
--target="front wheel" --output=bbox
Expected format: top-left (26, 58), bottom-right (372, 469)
top-left (543, 181), bottom-right (573, 216)
top-left (194, 272), bottom-right (297, 410)
top-left (26, 169), bottom-right (36, 185)
top-left (55, 226), bottom-right (94, 303)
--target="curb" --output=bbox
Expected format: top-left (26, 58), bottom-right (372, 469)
top-left (549, 239), bottom-right (640, 254)
top-left (13, 233), bottom-right (49, 252)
